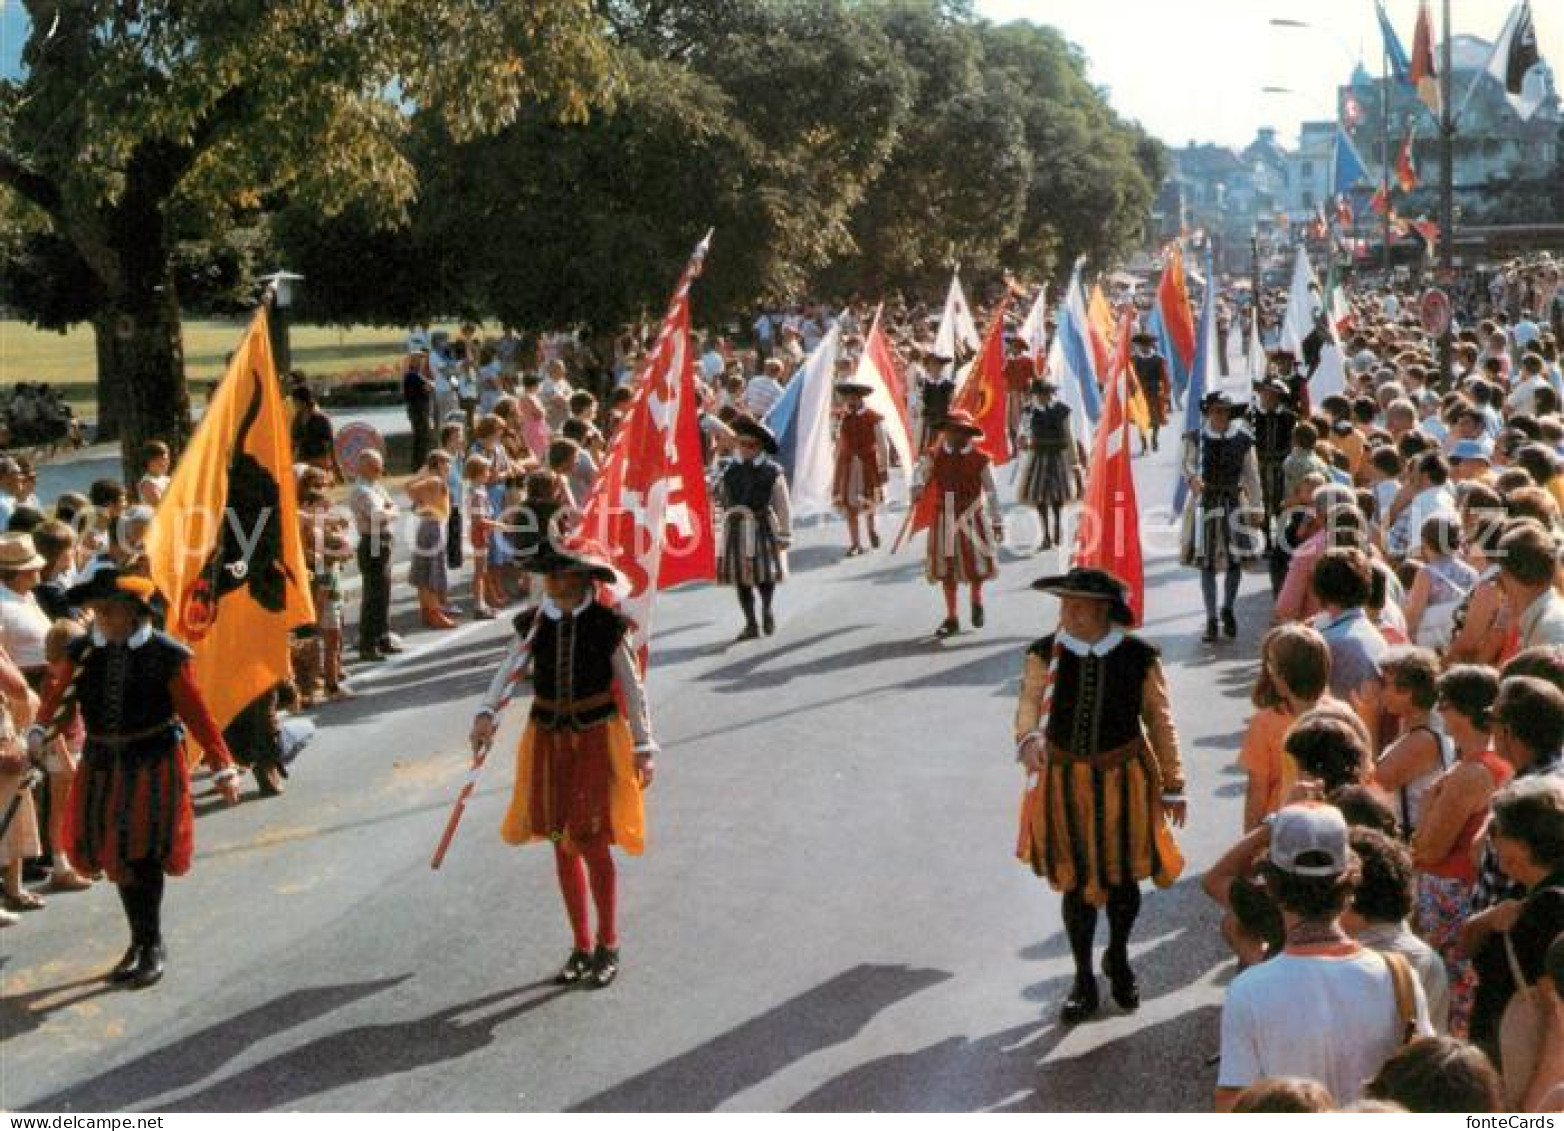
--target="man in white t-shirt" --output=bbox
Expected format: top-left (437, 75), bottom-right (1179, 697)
top-left (743, 359), bottom-right (787, 420)
top-left (1215, 804), bottom-right (1432, 1109)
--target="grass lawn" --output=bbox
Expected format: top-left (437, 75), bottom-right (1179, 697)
top-left (1, 318), bottom-right (416, 413)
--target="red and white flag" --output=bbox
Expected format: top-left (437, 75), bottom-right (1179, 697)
top-left (854, 307), bottom-right (917, 492)
top-left (577, 233), bottom-right (716, 656)
top-left (1074, 311), bottom-right (1144, 626)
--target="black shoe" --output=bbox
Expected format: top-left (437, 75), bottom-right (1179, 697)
top-left (869, 531), bottom-right (881, 549)
top-left (107, 945), bottom-right (140, 984)
top-left (1060, 977), bottom-right (1099, 1025)
top-left (1103, 949), bottom-right (1140, 1011)
top-left (736, 623), bottom-right (760, 642)
top-left (127, 942), bottom-right (165, 989)
top-left (555, 948), bottom-right (593, 986)
top-left (357, 648), bottom-right (386, 664)
top-left (971, 604), bottom-right (986, 629)
top-left (762, 611), bottom-right (776, 636)
top-left (381, 637), bottom-right (406, 655)
top-left (934, 616), bottom-right (960, 638)
top-left (589, 945), bottom-right (619, 989)
top-left (254, 762), bottom-right (285, 798)
top-left (1201, 619), bottom-right (1219, 643)
top-left (1221, 607), bottom-right (1237, 639)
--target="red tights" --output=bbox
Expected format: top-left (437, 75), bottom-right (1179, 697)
top-left (941, 579), bottom-right (984, 617)
top-left (553, 840), bottom-right (617, 951)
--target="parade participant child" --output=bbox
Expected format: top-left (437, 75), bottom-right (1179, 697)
top-left (715, 416), bottom-right (792, 641)
top-left (464, 454), bottom-right (499, 620)
top-left (467, 543), bottom-right (656, 989)
top-left (29, 566), bottom-right (241, 987)
top-left (1015, 567), bottom-right (1188, 1023)
top-left (1180, 392), bottom-right (1263, 643)
top-left (136, 442), bottom-right (171, 508)
top-left (407, 450), bottom-right (457, 630)
top-left (1016, 379), bottom-right (1078, 552)
top-left (831, 381), bottom-right (889, 558)
top-left (914, 410), bottom-right (1002, 638)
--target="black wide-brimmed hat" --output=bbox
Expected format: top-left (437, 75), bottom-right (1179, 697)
top-left (1031, 566), bottom-right (1134, 625)
top-left (523, 540), bottom-right (620, 584)
top-left (1201, 390), bottom-right (1245, 415)
top-left (1029, 378), bottom-right (1057, 396)
top-left (731, 415), bottom-right (779, 454)
top-left (66, 564), bottom-right (157, 613)
top-left (1254, 377), bottom-right (1290, 398)
top-left (1131, 332), bottom-right (1157, 346)
top-left (835, 381), bottom-right (874, 398)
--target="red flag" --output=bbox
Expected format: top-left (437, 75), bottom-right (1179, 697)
top-left (1412, 0), bottom-right (1440, 115)
top-left (1336, 194), bottom-right (1355, 226)
top-left (1155, 243), bottom-right (1197, 371)
top-left (1370, 185), bottom-right (1391, 215)
top-left (577, 234), bottom-right (716, 656)
top-left (1341, 91), bottom-right (1364, 128)
top-left (1412, 216), bottom-right (1440, 252)
top-left (1074, 312), bottom-right (1144, 625)
top-left (1395, 126), bottom-right (1419, 192)
top-left (953, 292), bottom-right (1015, 466)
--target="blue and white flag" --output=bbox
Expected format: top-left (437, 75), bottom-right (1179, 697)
top-left (1055, 261), bottom-right (1103, 428)
top-left (780, 324), bottom-right (842, 517)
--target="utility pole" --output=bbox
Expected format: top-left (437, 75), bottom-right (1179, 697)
top-left (1438, 0), bottom-right (1455, 383)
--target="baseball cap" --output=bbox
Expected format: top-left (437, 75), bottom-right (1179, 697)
top-left (1269, 803), bottom-right (1351, 877)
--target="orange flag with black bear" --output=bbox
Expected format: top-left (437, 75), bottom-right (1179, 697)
top-left (146, 307), bottom-right (315, 755)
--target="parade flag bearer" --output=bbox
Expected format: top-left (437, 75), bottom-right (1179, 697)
top-left (911, 410), bottom-right (1003, 638)
top-left (30, 567), bottom-right (242, 989)
top-left (1015, 567), bottom-right (1188, 1024)
top-left (831, 381), bottom-right (890, 558)
top-left (468, 543), bottom-right (656, 990)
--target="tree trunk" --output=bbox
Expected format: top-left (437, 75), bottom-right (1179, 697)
top-left (90, 315), bottom-right (124, 445)
top-left (97, 270), bottom-right (191, 484)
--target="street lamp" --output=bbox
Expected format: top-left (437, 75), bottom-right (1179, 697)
top-left (259, 269), bottom-right (304, 377)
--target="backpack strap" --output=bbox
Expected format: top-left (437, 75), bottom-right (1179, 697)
top-left (1381, 950), bottom-right (1418, 1045)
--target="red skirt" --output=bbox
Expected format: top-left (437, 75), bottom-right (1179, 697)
top-left (501, 717), bottom-right (645, 853)
top-left (64, 739), bottom-right (195, 883)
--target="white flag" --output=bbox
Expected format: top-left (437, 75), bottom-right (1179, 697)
top-left (933, 273), bottom-right (981, 361)
top-left (787, 324), bottom-right (843, 516)
top-left (1017, 284), bottom-right (1050, 365)
top-left (1280, 246), bottom-right (1320, 362)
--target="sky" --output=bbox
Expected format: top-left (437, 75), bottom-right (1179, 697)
top-left (976, 0), bottom-right (1564, 149)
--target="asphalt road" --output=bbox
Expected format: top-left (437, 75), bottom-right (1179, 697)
top-left (1, 436), bottom-right (1269, 1112)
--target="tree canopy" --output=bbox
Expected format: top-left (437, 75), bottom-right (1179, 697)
top-left (275, 0), bottom-right (1165, 331)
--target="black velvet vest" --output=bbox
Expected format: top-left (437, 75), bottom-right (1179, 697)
top-left (1028, 633), bottom-right (1158, 756)
top-left (721, 457), bottom-right (781, 513)
top-left (523, 601), bottom-right (628, 730)
top-left (69, 630), bottom-right (190, 741)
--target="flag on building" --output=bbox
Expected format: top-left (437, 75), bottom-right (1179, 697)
top-left (145, 307), bottom-right (315, 746)
top-left (577, 234), bottom-right (717, 654)
top-left (1370, 185), bottom-right (1392, 215)
top-left (1486, 0), bottom-right (1546, 121)
top-left (1412, 0), bottom-right (1441, 116)
top-left (952, 293), bottom-right (1015, 466)
top-left (1335, 193), bottom-right (1355, 226)
top-left (1074, 310), bottom-right (1144, 626)
top-left (1341, 90), bottom-right (1365, 128)
top-left (1396, 126), bottom-right (1420, 192)
top-left (854, 309), bottom-right (917, 495)
top-left (1376, 0), bottom-right (1412, 82)
top-left (933, 272), bottom-right (982, 363)
top-left (1332, 126), bottom-right (1374, 197)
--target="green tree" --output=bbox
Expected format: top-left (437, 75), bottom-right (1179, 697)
top-left (0, 0), bottom-right (613, 473)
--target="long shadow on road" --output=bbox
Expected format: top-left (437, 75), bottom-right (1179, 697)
top-left (571, 963), bottom-right (951, 1112)
top-left (22, 976), bottom-right (410, 1112)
